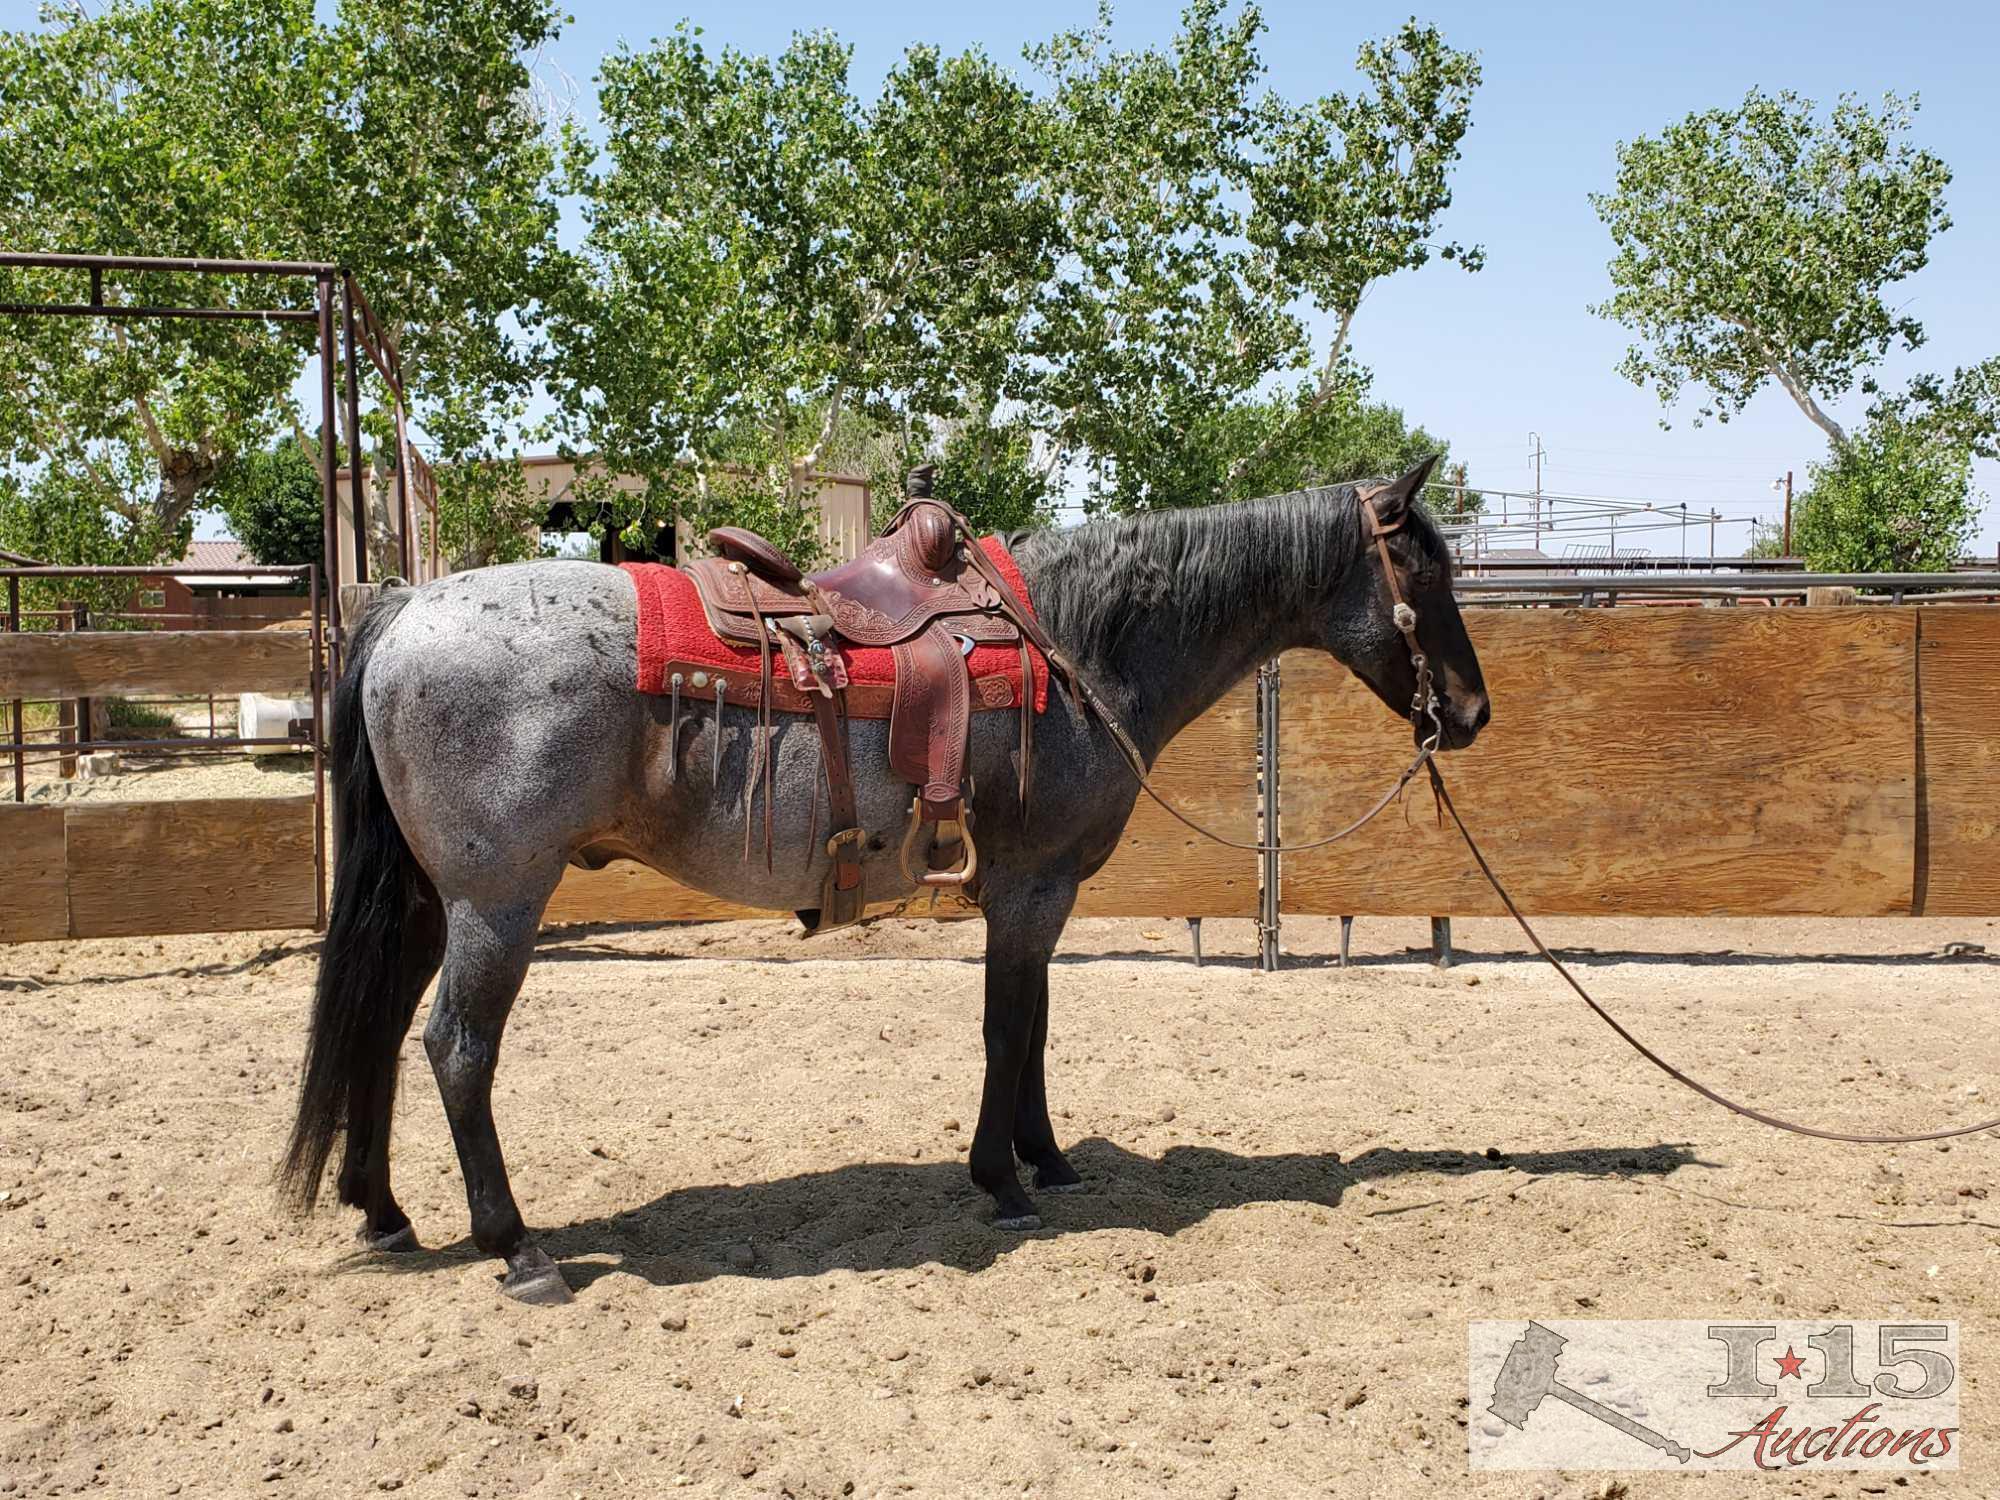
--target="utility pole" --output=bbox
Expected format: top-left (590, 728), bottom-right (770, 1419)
top-left (1782, 470), bottom-right (1793, 556)
top-left (1527, 431), bottom-right (1546, 549)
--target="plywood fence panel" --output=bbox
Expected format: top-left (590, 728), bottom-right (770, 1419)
top-left (1075, 677), bottom-right (1258, 917)
top-left (1278, 608), bottom-right (1918, 918)
top-left (1919, 606), bottom-right (2000, 917)
top-left (64, 796), bottom-right (317, 938)
top-left (543, 865), bottom-right (772, 926)
top-left (0, 630), bottom-right (310, 699)
top-left (0, 805), bottom-right (69, 943)
top-left (544, 681), bottom-right (1260, 927)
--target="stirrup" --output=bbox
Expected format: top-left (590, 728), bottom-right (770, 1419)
top-left (898, 796), bottom-right (978, 888)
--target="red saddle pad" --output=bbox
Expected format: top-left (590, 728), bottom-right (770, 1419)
top-left (621, 535), bottom-right (1050, 717)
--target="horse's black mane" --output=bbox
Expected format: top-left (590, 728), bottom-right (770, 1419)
top-left (1011, 483), bottom-right (1440, 661)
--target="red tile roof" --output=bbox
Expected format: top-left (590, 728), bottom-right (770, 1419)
top-left (179, 539), bottom-right (250, 569)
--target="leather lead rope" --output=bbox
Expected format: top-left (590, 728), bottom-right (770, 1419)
top-left (1426, 761), bottom-right (2000, 1146)
top-left (966, 487), bottom-right (1995, 1147)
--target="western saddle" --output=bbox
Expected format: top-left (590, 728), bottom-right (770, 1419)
top-left (681, 469), bottom-right (1057, 932)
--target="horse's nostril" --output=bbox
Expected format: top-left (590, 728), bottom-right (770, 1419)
top-left (1471, 696), bottom-right (1492, 731)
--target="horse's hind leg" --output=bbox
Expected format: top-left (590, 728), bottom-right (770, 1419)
top-left (338, 882), bottom-right (445, 1251)
top-left (423, 890), bottom-right (573, 1305)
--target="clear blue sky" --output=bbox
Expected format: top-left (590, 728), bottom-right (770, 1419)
top-left (540, 0), bottom-right (2000, 553)
top-left (21, 0), bottom-right (1983, 551)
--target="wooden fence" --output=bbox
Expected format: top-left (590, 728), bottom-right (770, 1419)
top-left (5, 604), bottom-right (1996, 946)
top-left (1, 620), bottom-right (322, 943)
top-left (1277, 606), bottom-right (1999, 919)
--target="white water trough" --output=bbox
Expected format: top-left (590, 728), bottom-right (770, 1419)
top-left (237, 693), bottom-right (314, 754)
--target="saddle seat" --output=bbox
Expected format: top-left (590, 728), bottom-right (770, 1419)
top-left (680, 493), bottom-right (1045, 932)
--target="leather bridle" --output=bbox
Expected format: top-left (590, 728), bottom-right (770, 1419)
top-left (1361, 488), bottom-right (1445, 755)
top-left (1044, 486), bottom-right (1441, 856)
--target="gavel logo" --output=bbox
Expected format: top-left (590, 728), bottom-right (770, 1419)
top-left (1487, 1321), bottom-right (1692, 1464)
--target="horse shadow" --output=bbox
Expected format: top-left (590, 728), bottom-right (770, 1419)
top-left (364, 1137), bottom-right (1710, 1295)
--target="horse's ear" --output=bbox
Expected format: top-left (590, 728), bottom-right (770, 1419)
top-left (1373, 455), bottom-right (1440, 523)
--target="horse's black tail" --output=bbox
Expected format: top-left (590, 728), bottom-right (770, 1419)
top-left (279, 585), bottom-right (424, 1212)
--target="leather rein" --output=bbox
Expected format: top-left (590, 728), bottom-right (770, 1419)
top-left (1005, 488), bottom-right (2000, 1148)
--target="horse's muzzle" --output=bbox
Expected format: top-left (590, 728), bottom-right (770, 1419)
top-left (1431, 691), bottom-right (1490, 750)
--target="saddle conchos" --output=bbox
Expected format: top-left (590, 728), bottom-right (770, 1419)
top-left (679, 469), bottom-right (1054, 933)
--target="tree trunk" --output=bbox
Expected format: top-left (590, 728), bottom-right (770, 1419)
top-left (1778, 376), bottom-right (1849, 448)
top-left (152, 448), bottom-right (223, 535)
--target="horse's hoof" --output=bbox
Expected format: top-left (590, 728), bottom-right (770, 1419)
top-left (501, 1248), bottom-right (573, 1307)
top-left (355, 1222), bottom-right (418, 1253)
top-left (993, 1213), bottom-right (1043, 1232)
top-left (1032, 1159), bottom-right (1085, 1192)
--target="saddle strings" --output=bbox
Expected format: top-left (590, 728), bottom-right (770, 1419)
top-left (741, 585), bottom-right (777, 870)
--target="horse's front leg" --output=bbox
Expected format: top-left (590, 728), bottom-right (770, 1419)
top-left (1012, 961), bottom-right (1084, 1191)
top-left (972, 877), bottom-right (1077, 1230)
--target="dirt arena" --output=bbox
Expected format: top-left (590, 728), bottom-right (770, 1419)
top-left (3, 910), bottom-right (1997, 1498)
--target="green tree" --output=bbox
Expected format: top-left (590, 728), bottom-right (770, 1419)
top-left (1221, 369), bottom-right (1477, 511)
top-left (0, 0), bottom-right (565, 571)
top-left (1590, 89), bottom-right (1951, 444)
top-left (545, 6), bottom-right (1479, 531)
top-left (869, 421), bottom-right (1057, 537)
top-left (544, 25), bottom-right (1057, 554)
top-left (0, 1), bottom-right (318, 534)
top-left (1747, 518), bottom-right (1788, 560)
top-left (1866, 355), bottom-right (2000, 460)
top-left (210, 445), bottom-right (323, 570)
top-left (0, 460), bottom-right (186, 621)
top-left (1793, 411), bottom-right (1978, 572)
top-left (1028, 6), bottom-right (1482, 511)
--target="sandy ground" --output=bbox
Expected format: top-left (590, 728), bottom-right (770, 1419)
top-left (15, 703), bottom-right (313, 807)
top-left (3, 911), bottom-right (1998, 1499)
top-left (20, 751), bottom-right (312, 804)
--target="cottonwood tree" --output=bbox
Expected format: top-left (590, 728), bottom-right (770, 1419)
top-left (547, 6), bottom-right (1483, 536)
top-left (0, 0), bottom-right (565, 572)
top-left (1027, 5), bottom-right (1481, 511)
top-left (1589, 89), bottom-right (1952, 445)
top-left (1793, 411), bottom-right (1977, 572)
top-left (544, 27), bottom-right (1058, 559)
top-left (1791, 356), bottom-right (1997, 572)
top-left (0, 1), bottom-right (318, 545)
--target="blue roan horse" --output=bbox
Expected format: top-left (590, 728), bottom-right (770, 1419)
top-left (281, 459), bottom-right (1489, 1304)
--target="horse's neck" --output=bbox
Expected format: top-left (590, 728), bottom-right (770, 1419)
top-left (1105, 599), bottom-right (1310, 760)
top-left (1021, 506), bottom-right (1340, 763)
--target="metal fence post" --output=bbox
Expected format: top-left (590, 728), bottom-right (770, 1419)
top-left (1258, 657), bottom-right (1281, 972)
top-left (310, 562), bottom-right (328, 931)
top-left (7, 575), bottom-right (22, 802)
